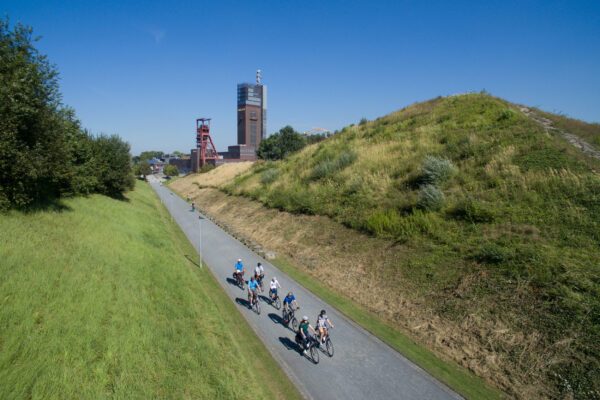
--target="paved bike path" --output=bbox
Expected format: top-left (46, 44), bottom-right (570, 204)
top-left (148, 177), bottom-right (461, 400)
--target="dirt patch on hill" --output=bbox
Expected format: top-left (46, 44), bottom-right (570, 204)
top-left (185, 187), bottom-right (551, 399)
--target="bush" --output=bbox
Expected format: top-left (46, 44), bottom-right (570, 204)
top-left (449, 198), bottom-right (496, 223)
top-left (421, 156), bottom-right (455, 184)
top-left (417, 184), bottom-right (445, 211)
top-left (359, 117), bottom-right (368, 126)
top-left (163, 164), bottom-right (179, 177)
top-left (199, 164), bottom-right (215, 173)
top-left (310, 150), bottom-right (357, 180)
top-left (260, 168), bottom-right (279, 185)
top-left (473, 243), bottom-right (512, 265)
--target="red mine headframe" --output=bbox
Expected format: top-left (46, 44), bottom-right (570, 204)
top-left (196, 118), bottom-right (218, 169)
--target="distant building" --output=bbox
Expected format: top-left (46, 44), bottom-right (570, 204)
top-left (236, 70), bottom-right (267, 153)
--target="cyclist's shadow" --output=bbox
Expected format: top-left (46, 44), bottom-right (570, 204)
top-left (268, 312), bottom-right (285, 326)
top-left (279, 336), bottom-right (302, 354)
top-left (235, 297), bottom-right (251, 309)
top-left (226, 277), bottom-right (238, 286)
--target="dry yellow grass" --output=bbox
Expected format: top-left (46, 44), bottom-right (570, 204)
top-left (170, 162), bottom-right (254, 199)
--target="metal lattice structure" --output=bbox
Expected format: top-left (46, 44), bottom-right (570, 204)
top-left (196, 118), bottom-right (218, 169)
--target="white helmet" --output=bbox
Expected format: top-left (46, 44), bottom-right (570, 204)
top-left (302, 315), bottom-right (308, 321)
top-left (271, 277), bottom-right (276, 281)
top-left (237, 258), bottom-right (242, 262)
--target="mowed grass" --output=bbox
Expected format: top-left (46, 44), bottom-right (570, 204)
top-left (0, 182), bottom-right (299, 399)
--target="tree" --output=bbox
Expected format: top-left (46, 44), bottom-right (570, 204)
top-left (0, 19), bottom-right (135, 209)
top-left (0, 19), bottom-right (71, 207)
top-left (139, 151), bottom-right (164, 161)
top-left (133, 160), bottom-right (151, 177)
top-left (257, 126), bottom-right (306, 160)
top-left (91, 134), bottom-right (134, 196)
top-left (163, 164), bottom-right (179, 177)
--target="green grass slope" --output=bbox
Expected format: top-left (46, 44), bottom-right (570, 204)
top-left (226, 94), bottom-right (600, 398)
top-left (0, 182), bottom-right (299, 400)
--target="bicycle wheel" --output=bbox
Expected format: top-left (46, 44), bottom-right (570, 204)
top-left (274, 297), bottom-right (281, 310)
top-left (325, 338), bottom-right (334, 357)
top-left (291, 317), bottom-right (298, 331)
top-left (310, 343), bottom-right (320, 364)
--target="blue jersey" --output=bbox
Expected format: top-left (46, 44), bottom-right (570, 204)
top-left (283, 294), bottom-right (296, 304)
top-left (248, 280), bottom-right (259, 290)
top-left (235, 261), bottom-right (244, 272)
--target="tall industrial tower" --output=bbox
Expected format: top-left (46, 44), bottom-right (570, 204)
top-left (237, 69), bottom-right (267, 149)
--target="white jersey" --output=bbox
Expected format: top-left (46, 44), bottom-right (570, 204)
top-left (255, 265), bottom-right (264, 276)
top-left (270, 279), bottom-right (280, 290)
top-left (317, 315), bottom-right (330, 329)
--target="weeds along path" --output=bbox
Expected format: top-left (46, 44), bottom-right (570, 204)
top-left (520, 106), bottom-right (600, 160)
top-left (148, 175), bottom-right (461, 400)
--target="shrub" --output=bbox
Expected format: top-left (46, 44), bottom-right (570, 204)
top-left (199, 164), bottom-right (215, 173)
top-left (449, 198), bottom-right (496, 223)
top-left (473, 243), bottom-right (512, 264)
top-left (421, 156), bottom-right (456, 184)
top-left (417, 184), bottom-right (445, 211)
top-left (163, 164), bottom-right (179, 177)
top-left (359, 117), bottom-right (368, 126)
top-left (260, 168), bottom-right (279, 185)
top-left (310, 150), bottom-right (357, 180)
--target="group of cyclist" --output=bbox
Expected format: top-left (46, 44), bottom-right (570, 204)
top-left (233, 258), bottom-right (335, 356)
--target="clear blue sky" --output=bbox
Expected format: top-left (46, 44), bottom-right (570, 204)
top-left (4, 0), bottom-right (600, 155)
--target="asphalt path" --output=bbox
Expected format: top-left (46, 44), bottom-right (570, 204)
top-left (148, 176), bottom-right (462, 400)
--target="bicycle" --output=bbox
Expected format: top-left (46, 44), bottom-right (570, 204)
top-left (318, 327), bottom-right (334, 357)
top-left (282, 306), bottom-right (299, 331)
top-left (249, 291), bottom-right (261, 315)
top-left (298, 334), bottom-right (320, 364)
top-left (233, 271), bottom-right (245, 289)
top-left (268, 290), bottom-right (281, 310)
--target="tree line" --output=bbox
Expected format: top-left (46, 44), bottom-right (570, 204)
top-left (0, 19), bottom-right (133, 210)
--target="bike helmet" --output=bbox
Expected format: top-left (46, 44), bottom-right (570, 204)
top-left (237, 258), bottom-right (242, 262)
top-left (271, 277), bottom-right (276, 281)
top-left (320, 309), bottom-right (326, 316)
top-left (302, 316), bottom-right (308, 321)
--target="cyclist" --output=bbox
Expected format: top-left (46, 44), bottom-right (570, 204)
top-left (247, 276), bottom-right (259, 308)
top-left (234, 258), bottom-right (244, 283)
top-left (269, 277), bottom-right (281, 300)
top-left (296, 316), bottom-right (317, 355)
top-left (282, 292), bottom-right (298, 314)
top-left (316, 309), bottom-right (335, 343)
top-left (254, 262), bottom-right (265, 290)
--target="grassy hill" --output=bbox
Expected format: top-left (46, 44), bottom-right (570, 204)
top-left (0, 182), bottom-right (299, 399)
top-left (222, 94), bottom-right (600, 398)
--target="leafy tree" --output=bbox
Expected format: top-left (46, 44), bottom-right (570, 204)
top-left (0, 19), bottom-right (134, 209)
top-left (257, 126), bottom-right (306, 160)
top-left (163, 164), bottom-right (179, 177)
top-left (133, 160), bottom-right (151, 177)
top-left (139, 151), bottom-right (164, 161)
top-left (171, 151), bottom-right (184, 157)
top-left (0, 19), bottom-right (71, 207)
top-left (91, 134), bottom-right (134, 196)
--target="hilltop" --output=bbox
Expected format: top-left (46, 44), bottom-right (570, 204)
top-left (173, 94), bottom-right (600, 399)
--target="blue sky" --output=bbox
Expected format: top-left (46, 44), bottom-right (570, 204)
top-left (3, 0), bottom-right (600, 155)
